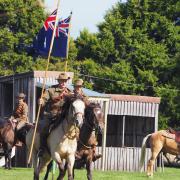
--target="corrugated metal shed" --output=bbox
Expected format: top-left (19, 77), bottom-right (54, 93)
top-left (108, 94), bottom-right (160, 118)
top-left (0, 71), bottom-right (161, 171)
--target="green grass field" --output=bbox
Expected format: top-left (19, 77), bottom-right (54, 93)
top-left (0, 167), bottom-right (179, 180)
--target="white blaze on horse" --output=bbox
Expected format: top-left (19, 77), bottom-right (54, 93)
top-left (139, 129), bottom-right (180, 177)
top-left (26, 96), bottom-right (85, 180)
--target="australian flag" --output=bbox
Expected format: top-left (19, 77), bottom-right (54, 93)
top-left (33, 10), bottom-right (71, 58)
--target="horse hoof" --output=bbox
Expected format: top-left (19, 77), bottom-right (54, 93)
top-left (147, 174), bottom-right (153, 178)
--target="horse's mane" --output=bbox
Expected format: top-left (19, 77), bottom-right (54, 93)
top-left (77, 102), bottom-right (101, 151)
top-left (52, 95), bottom-right (84, 129)
top-left (85, 103), bottom-right (101, 123)
top-left (0, 120), bottom-right (13, 131)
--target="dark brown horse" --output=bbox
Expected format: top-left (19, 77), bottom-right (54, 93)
top-left (0, 118), bottom-right (17, 169)
top-left (44, 102), bottom-right (104, 180)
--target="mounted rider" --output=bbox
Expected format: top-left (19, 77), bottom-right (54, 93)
top-left (73, 79), bottom-right (102, 162)
top-left (73, 79), bottom-right (88, 103)
top-left (10, 93), bottom-right (28, 130)
top-left (38, 72), bottom-right (72, 156)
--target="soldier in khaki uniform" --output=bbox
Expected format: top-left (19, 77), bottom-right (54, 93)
top-left (73, 79), bottom-right (88, 102)
top-left (38, 72), bottom-right (72, 156)
top-left (10, 93), bottom-right (28, 130)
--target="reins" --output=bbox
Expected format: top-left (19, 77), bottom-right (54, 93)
top-left (78, 112), bottom-right (99, 150)
top-left (78, 138), bottom-right (92, 149)
top-left (62, 100), bottom-right (83, 140)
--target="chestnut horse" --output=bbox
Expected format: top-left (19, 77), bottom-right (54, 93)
top-left (139, 130), bottom-right (180, 177)
top-left (44, 102), bottom-right (104, 180)
top-left (0, 118), bottom-right (17, 169)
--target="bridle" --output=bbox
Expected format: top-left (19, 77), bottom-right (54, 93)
top-left (78, 105), bottom-right (103, 149)
top-left (62, 98), bottom-right (85, 139)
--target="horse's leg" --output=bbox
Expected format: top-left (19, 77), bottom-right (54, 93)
top-left (163, 152), bottom-right (171, 165)
top-left (3, 144), bottom-right (8, 169)
top-left (147, 143), bottom-right (163, 177)
top-left (33, 155), bottom-right (43, 180)
top-left (67, 154), bottom-right (75, 180)
top-left (86, 160), bottom-right (92, 180)
top-left (7, 147), bottom-right (12, 169)
top-left (4, 151), bottom-right (8, 169)
top-left (44, 160), bottom-right (53, 180)
top-left (51, 152), bottom-right (64, 180)
top-left (72, 163), bottom-right (75, 179)
top-left (34, 158), bottom-right (40, 180)
top-left (57, 161), bottom-right (67, 180)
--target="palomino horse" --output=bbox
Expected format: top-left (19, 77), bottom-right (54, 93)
top-left (44, 102), bottom-right (104, 180)
top-left (139, 130), bottom-right (180, 177)
top-left (0, 118), bottom-right (17, 169)
top-left (26, 96), bottom-right (85, 180)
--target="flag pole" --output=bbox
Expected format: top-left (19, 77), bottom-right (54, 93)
top-left (27, 0), bottom-right (61, 164)
top-left (64, 12), bottom-right (72, 72)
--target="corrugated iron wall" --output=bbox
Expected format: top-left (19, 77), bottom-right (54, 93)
top-left (93, 147), bottom-right (159, 172)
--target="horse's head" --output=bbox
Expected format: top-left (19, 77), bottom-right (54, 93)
top-left (8, 117), bottom-right (18, 130)
top-left (85, 103), bottom-right (104, 134)
top-left (65, 95), bottom-right (85, 128)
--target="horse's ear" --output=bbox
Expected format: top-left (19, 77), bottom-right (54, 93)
top-left (12, 119), bottom-right (18, 123)
top-left (84, 99), bottom-right (90, 107)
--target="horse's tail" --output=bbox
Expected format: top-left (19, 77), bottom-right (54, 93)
top-left (139, 133), bottom-right (152, 172)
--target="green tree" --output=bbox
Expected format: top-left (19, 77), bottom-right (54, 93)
top-left (0, 0), bottom-right (45, 75)
top-left (75, 0), bottom-right (180, 129)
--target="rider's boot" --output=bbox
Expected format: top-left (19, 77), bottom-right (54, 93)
top-left (92, 153), bottom-right (102, 162)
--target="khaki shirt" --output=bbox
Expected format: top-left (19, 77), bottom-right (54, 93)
top-left (13, 102), bottom-right (28, 122)
top-left (41, 85), bottom-right (71, 117)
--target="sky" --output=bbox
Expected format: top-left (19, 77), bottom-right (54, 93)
top-left (44, 0), bottom-right (126, 38)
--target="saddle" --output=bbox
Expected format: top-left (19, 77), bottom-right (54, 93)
top-left (168, 128), bottom-right (180, 143)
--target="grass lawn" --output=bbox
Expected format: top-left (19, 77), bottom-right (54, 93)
top-left (0, 167), bottom-right (180, 180)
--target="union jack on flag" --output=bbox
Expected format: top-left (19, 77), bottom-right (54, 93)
top-left (56, 16), bottom-right (71, 37)
top-left (34, 11), bottom-right (72, 58)
top-left (44, 9), bottom-right (57, 31)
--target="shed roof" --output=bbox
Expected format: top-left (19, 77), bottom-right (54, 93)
top-left (108, 94), bottom-right (160, 104)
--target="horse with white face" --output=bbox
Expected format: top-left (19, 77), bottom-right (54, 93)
top-left (26, 96), bottom-right (85, 180)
